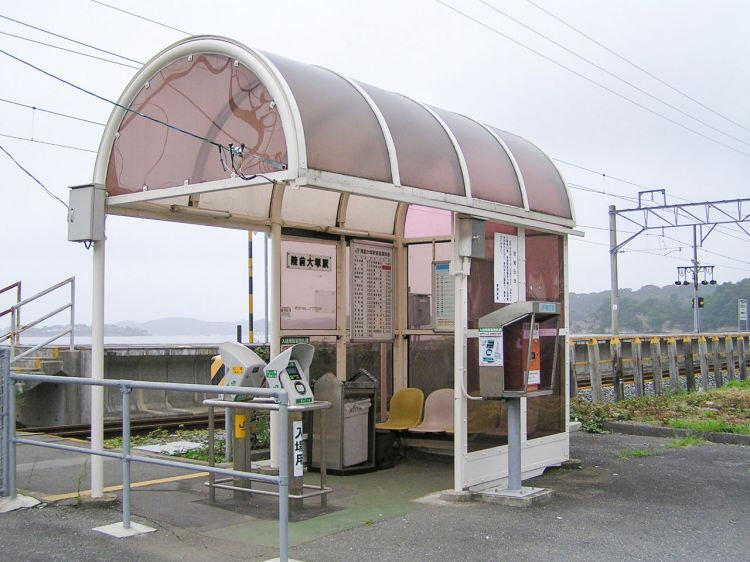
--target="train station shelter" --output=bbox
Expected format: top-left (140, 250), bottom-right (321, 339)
top-left (86, 35), bottom-right (579, 494)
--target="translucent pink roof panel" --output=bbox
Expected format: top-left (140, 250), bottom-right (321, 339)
top-left (106, 53), bottom-right (287, 196)
top-left (489, 128), bottom-right (572, 219)
top-left (433, 108), bottom-right (523, 207)
top-left (404, 205), bottom-right (452, 238)
top-left (264, 52), bottom-right (392, 183)
top-left (358, 83), bottom-right (465, 195)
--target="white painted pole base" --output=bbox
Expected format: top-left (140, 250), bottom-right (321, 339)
top-left (0, 494), bottom-right (40, 513)
top-left (93, 521), bottom-right (156, 538)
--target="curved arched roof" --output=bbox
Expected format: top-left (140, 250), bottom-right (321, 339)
top-left (96, 36), bottom-right (576, 236)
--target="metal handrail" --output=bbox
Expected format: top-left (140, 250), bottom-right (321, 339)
top-left (0, 281), bottom-right (21, 345)
top-left (4, 277), bottom-right (75, 364)
top-left (1, 367), bottom-right (293, 562)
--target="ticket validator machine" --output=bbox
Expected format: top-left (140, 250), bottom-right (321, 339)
top-left (478, 301), bottom-right (561, 499)
top-left (216, 342), bottom-right (318, 501)
top-left (263, 344), bottom-right (315, 406)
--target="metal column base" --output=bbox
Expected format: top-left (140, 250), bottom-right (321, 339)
top-left (480, 486), bottom-right (553, 507)
top-left (0, 494), bottom-right (40, 513)
top-left (93, 521), bottom-right (156, 537)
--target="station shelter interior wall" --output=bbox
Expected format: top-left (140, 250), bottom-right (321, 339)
top-left (277, 204), bottom-right (566, 443)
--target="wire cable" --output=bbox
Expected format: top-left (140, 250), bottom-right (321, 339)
top-left (522, 0), bottom-right (750, 136)
top-left (0, 97), bottom-right (106, 126)
top-left (88, 0), bottom-right (191, 36)
top-left (0, 143), bottom-right (68, 208)
top-left (0, 29), bottom-right (140, 69)
top-left (477, 0), bottom-right (750, 149)
top-left (433, 0), bottom-right (750, 159)
top-left (0, 132), bottom-right (96, 153)
top-left (0, 13), bottom-right (142, 65)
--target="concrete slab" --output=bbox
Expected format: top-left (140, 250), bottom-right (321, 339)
top-left (2, 432), bottom-right (749, 561)
top-left (479, 486), bottom-right (553, 507)
top-left (0, 494), bottom-right (41, 513)
top-left (94, 521), bottom-right (157, 537)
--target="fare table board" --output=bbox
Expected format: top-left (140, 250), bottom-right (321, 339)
top-left (350, 240), bottom-right (394, 342)
top-left (432, 261), bottom-right (455, 331)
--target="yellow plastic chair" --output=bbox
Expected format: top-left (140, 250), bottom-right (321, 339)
top-left (409, 389), bottom-right (454, 433)
top-left (376, 388), bottom-right (424, 430)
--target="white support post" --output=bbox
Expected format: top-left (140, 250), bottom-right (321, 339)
top-left (269, 217), bottom-right (282, 468)
top-left (91, 238), bottom-right (105, 498)
top-left (452, 215), bottom-right (469, 492)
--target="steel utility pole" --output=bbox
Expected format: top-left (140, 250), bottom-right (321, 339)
top-left (609, 205), bottom-right (620, 335)
top-left (609, 192), bottom-right (750, 336)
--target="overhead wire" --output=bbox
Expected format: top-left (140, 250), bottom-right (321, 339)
top-left (522, 0), bottom-right (750, 136)
top-left (433, 0), bottom-right (750, 159)
top-left (0, 132), bottom-right (96, 153)
top-left (0, 29), bottom-right (140, 69)
top-left (88, 0), bottom-right (191, 36)
top-left (477, 0), bottom-right (750, 149)
top-left (0, 13), bottom-right (142, 65)
top-left (0, 97), bottom-right (106, 126)
top-left (0, 143), bottom-right (68, 208)
top-left (0, 46), bottom-right (284, 172)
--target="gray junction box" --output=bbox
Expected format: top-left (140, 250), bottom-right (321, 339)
top-left (67, 183), bottom-right (105, 242)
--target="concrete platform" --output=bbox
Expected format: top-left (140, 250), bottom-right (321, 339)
top-left (1, 432), bottom-right (748, 561)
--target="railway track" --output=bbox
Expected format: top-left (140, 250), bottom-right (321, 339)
top-left (19, 412), bottom-right (226, 439)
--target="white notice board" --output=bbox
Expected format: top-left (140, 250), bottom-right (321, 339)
top-left (494, 232), bottom-right (519, 304)
top-left (350, 240), bottom-right (394, 342)
top-left (432, 261), bottom-right (454, 331)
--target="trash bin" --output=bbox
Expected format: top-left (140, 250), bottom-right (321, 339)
top-left (310, 369), bottom-right (379, 474)
top-left (343, 399), bottom-right (371, 467)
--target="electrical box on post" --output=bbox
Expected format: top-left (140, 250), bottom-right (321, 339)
top-left (67, 183), bottom-right (105, 242)
top-left (478, 301), bottom-right (561, 398)
top-left (456, 217), bottom-right (485, 258)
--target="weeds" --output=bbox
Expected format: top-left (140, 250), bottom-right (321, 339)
top-left (666, 436), bottom-right (705, 448)
top-left (616, 448), bottom-right (657, 459)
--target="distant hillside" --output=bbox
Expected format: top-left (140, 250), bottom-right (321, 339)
top-left (116, 317), bottom-right (241, 336)
top-left (570, 278), bottom-right (750, 334)
top-left (24, 323), bottom-right (149, 337)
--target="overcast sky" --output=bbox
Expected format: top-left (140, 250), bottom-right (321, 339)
top-left (1, 0), bottom-right (748, 324)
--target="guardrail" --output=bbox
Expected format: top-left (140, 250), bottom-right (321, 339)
top-left (569, 333), bottom-right (749, 402)
top-left (1, 277), bottom-right (75, 364)
top-left (0, 348), bottom-right (294, 562)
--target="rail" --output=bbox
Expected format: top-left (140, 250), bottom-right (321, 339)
top-left (1, 277), bottom-right (75, 364)
top-left (0, 350), bottom-right (294, 562)
top-left (569, 333), bottom-right (749, 402)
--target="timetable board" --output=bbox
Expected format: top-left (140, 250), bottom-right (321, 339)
top-left (349, 240), bottom-right (394, 342)
top-left (432, 261), bottom-right (455, 331)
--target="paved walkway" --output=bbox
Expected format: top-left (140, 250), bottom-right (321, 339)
top-left (1, 431), bottom-right (748, 561)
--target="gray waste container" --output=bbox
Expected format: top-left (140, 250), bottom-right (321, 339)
top-left (310, 369), bottom-right (379, 474)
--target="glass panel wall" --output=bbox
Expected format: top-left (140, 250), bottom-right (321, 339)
top-left (525, 233), bottom-right (565, 439)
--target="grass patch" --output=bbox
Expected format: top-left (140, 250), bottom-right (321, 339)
top-left (103, 415), bottom-right (271, 464)
top-left (616, 448), bottom-right (657, 459)
top-left (666, 435), bottom-right (705, 448)
top-left (572, 382), bottom-right (750, 434)
top-left (668, 419), bottom-right (750, 435)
